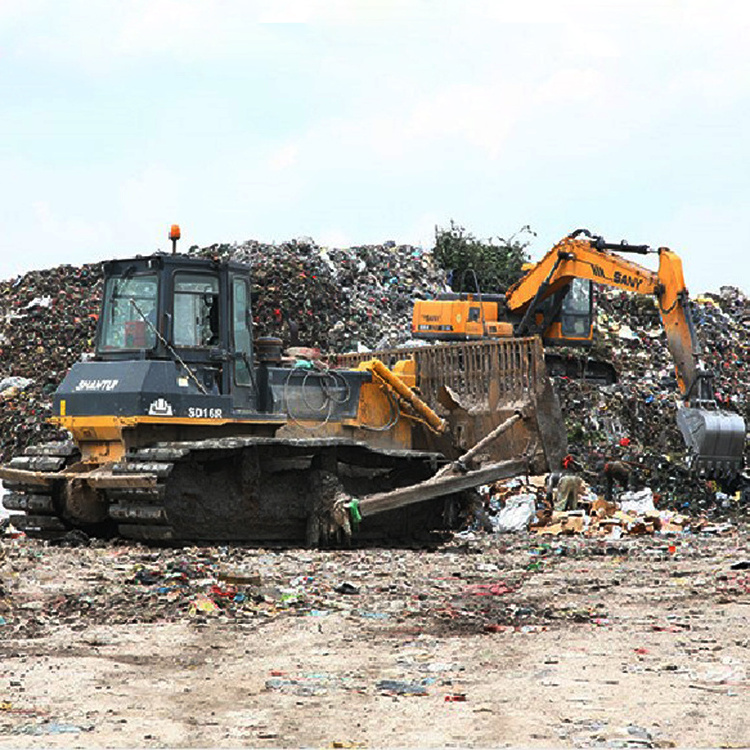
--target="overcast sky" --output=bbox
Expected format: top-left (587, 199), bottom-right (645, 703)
top-left (1, 0), bottom-right (748, 293)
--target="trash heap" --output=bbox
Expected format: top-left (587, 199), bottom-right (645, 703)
top-left (0, 265), bottom-right (103, 463)
top-left (532, 487), bottom-right (719, 538)
top-left (551, 285), bottom-right (749, 514)
top-left (484, 477), bottom-right (733, 539)
top-left (192, 238), bottom-right (448, 352)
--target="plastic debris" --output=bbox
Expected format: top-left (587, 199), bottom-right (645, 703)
top-left (492, 493), bottom-right (537, 533)
top-left (375, 680), bottom-right (428, 696)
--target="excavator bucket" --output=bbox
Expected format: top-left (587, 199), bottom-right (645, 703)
top-left (676, 406), bottom-right (746, 477)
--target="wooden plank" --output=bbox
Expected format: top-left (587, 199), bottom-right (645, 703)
top-left (358, 457), bottom-right (528, 518)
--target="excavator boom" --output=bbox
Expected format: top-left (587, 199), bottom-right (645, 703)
top-left (505, 229), bottom-right (745, 476)
top-left (414, 228), bottom-right (746, 477)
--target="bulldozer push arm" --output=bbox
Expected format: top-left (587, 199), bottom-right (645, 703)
top-left (506, 228), bottom-right (745, 475)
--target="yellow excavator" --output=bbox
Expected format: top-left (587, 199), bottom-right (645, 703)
top-left (412, 228), bottom-right (746, 476)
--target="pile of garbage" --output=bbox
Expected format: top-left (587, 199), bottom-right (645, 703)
top-left (483, 477), bottom-right (731, 539)
top-left (551, 285), bottom-right (749, 515)
top-left (0, 265), bottom-right (102, 463)
top-left (192, 238), bottom-right (448, 352)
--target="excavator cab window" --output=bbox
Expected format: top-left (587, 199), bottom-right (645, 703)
top-left (173, 273), bottom-right (220, 347)
top-left (560, 278), bottom-right (592, 338)
top-left (99, 273), bottom-right (158, 351)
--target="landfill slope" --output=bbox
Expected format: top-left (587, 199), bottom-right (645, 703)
top-left (555, 286), bottom-right (749, 514)
top-left (0, 241), bottom-right (747, 511)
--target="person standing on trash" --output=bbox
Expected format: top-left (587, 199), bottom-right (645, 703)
top-left (603, 459), bottom-right (632, 503)
top-left (555, 474), bottom-right (585, 511)
top-left (547, 455), bottom-right (585, 511)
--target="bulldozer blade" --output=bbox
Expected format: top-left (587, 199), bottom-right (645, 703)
top-left (676, 406), bottom-right (746, 477)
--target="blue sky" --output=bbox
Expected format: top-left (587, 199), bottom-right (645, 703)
top-left (1, 0), bottom-right (748, 292)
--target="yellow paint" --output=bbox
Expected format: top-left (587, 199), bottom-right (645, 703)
top-left (411, 298), bottom-right (513, 339)
top-left (392, 358), bottom-right (416, 388)
top-left (357, 359), bottom-right (446, 434)
top-left (80, 440), bottom-right (126, 462)
top-left (49, 413), bottom-right (290, 457)
top-left (60, 399), bottom-right (66, 416)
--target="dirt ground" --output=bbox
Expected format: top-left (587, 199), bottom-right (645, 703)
top-left (0, 526), bottom-right (749, 749)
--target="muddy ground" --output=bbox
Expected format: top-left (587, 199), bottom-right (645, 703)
top-left (0, 527), bottom-right (748, 748)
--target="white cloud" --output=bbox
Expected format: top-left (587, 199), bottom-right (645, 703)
top-left (119, 165), bottom-right (181, 230)
top-left (317, 227), bottom-right (350, 248)
top-left (32, 201), bottom-right (111, 245)
top-left (265, 63), bottom-right (611, 170)
top-left (406, 81), bottom-right (523, 159)
top-left (267, 143), bottom-right (300, 172)
top-left (652, 201), bottom-right (750, 292)
top-left (669, 67), bottom-right (750, 106)
top-left (257, 0), bottom-right (420, 23)
top-left (27, 201), bottom-right (114, 266)
top-left (535, 68), bottom-right (605, 104)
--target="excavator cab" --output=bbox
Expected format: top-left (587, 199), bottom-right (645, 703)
top-left (535, 278), bottom-right (594, 346)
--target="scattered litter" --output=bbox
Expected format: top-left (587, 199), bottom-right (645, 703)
top-left (334, 582), bottom-right (360, 595)
top-left (376, 680), bottom-right (428, 696)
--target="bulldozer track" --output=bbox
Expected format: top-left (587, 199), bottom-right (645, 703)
top-left (2, 440), bottom-right (81, 541)
top-left (3, 437), bottom-right (449, 544)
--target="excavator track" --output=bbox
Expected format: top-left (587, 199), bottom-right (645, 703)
top-left (2, 440), bottom-right (80, 540)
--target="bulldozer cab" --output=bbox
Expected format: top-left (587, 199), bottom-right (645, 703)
top-left (96, 254), bottom-right (255, 401)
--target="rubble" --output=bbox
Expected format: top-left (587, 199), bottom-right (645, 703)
top-left (191, 238), bottom-right (449, 352)
top-left (0, 264), bottom-right (102, 463)
top-left (475, 470), bottom-right (739, 540)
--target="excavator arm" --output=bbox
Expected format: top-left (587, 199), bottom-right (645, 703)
top-left (506, 230), bottom-right (702, 399)
top-left (506, 229), bottom-right (745, 475)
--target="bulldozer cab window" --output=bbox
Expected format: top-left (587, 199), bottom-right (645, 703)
top-left (173, 274), bottom-right (220, 347)
top-left (560, 278), bottom-right (592, 337)
top-left (232, 278), bottom-right (253, 386)
top-left (100, 274), bottom-right (158, 350)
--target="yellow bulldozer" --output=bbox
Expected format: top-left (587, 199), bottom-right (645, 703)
top-left (0, 226), bottom-right (566, 545)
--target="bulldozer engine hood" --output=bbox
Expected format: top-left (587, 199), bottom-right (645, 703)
top-left (52, 359), bottom-right (367, 423)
